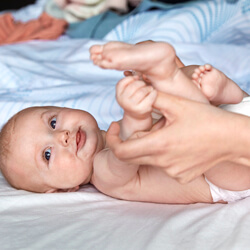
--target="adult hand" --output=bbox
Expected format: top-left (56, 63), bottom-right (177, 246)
top-left (107, 92), bottom-right (250, 183)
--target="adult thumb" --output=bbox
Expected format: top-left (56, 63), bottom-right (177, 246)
top-left (153, 92), bottom-right (184, 120)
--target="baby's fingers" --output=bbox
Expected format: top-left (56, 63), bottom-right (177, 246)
top-left (133, 88), bottom-right (157, 116)
top-left (140, 88), bottom-right (157, 107)
top-left (116, 77), bottom-right (142, 98)
top-left (131, 85), bottom-right (155, 103)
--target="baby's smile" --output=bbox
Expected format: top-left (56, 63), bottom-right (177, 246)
top-left (76, 128), bottom-right (86, 153)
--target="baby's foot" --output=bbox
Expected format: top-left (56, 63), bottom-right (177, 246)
top-left (90, 41), bottom-right (181, 90)
top-left (90, 41), bottom-right (208, 103)
top-left (90, 42), bottom-right (132, 69)
top-left (90, 41), bottom-right (177, 78)
top-left (192, 64), bottom-right (243, 104)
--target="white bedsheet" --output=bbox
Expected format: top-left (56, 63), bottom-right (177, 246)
top-left (1, 176), bottom-right (250, 250)
top-left (1, 0), bottom-right (250, 249)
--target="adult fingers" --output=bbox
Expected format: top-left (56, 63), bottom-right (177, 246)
top-left (106, 122), bottom-right (162, 162)
top-left (153, 92), bottom-right (185, 117)
top-left (153, 92), bottom-right (207, 123)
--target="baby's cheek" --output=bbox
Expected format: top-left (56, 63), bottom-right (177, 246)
top-left (60, 153), bottom-right (76, 169)
top-left (56, 156), bottom-right (81, 182)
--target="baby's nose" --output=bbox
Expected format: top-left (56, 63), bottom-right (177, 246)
top-left (57, 130), bottom-right (70, 146)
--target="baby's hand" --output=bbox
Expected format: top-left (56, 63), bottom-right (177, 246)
top-left (116, 76), bottom-right (157, 119)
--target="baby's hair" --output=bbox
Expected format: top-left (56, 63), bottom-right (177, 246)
top-left (0, 108), bottom-right (51, 193)
top-left (0, 114), bottom-right (17, 188)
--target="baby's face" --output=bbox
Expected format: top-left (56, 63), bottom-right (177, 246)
top-left (9, 106), bottom-right (105, 192)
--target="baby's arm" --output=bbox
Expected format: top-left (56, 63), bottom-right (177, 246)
top-left (92, 76), bottom-right (157, 196)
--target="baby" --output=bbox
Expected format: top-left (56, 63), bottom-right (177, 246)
top-left (0, 41), bottom-right (249, 204)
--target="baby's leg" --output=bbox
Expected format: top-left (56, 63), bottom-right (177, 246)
top-left (192, 64), bottom-right (245, 105)
top-left (90, 41), bottom-right (208, 103)
top-left (205, 162), bottom-right (250, 191)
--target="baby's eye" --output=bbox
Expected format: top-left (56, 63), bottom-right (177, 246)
top-left (50, 117), bottom-right (57, 129)
top-left (44, 148), bottom-right (51, 161)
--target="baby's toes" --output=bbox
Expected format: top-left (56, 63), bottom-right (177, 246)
top-left (91, 54), bottom-right (103, 65)
top-left (192, 72), bottom-right (202, 88)
top-left (204, 64), bottom-right (212, 71)
top-left (90, 52), bottom-right (101, 60)
top-left (198, 65), bottom-right (206, 73)
top-left (89, 44), bottom-right (103, 55)
top-left (194, 67), bottom-right (202, 75)
top-left (192, 72), bottom-right (199, 80)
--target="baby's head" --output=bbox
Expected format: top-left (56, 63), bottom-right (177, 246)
top-left (0, 106), bottom-right (105, 193)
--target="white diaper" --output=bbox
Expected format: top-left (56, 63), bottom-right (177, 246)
top-left (220, 96), bottom-right (250, 116)
top-left (205, 178), bottom-right (250, 203)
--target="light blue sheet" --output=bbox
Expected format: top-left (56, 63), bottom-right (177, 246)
top-left (0, 39), bottom-right (123, 130)
top-left (0, 0), bottom-right (249, 132)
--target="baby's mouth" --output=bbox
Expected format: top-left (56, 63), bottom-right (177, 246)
top-left (76, 128), bottom-right (86, 153)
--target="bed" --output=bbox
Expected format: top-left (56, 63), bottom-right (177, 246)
top-left (1, 0), bottom-right (250, 249)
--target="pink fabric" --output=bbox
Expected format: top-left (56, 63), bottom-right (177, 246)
top-left (0, 12), bottom-right (67, 45)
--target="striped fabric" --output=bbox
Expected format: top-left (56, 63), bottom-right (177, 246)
top-left (0, 39), bottom-right (123, 130)
top-left (105, 0), bottom-right (250, 45)
top-left (105, 0), bottom-right (250, 91)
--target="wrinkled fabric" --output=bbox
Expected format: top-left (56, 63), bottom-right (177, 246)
top-left (45, 0), bottom-right (129, 23)
top-left (66, 0), bottom-right (179, 38)
top-left (0, 12), bottom-right (67, 45)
